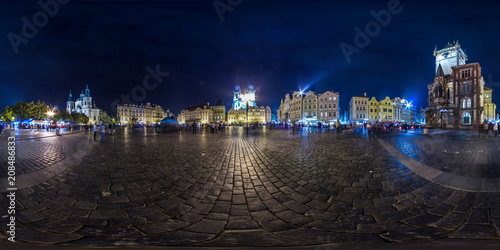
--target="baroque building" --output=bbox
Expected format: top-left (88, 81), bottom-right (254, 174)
top-left (178, 103), bottom-right (214, 125)
top-left (117, 102), bottom-right (169, 126)
top-left (66, 85), bottom-right (103, 124)
top-left (484, 87), bottom-right (496, 122)
top-left (301, 90), bottom-right (317, 123)
top-left (349, 93), bottom-right (369, 123)
top-left (317, 90), bottom-right (340, 124)
top-left (226, 76), bottom-right (272, 124)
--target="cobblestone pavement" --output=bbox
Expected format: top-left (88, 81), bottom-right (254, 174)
top-left (0, 132), bottom-right (90, 177)
top-left (1, 127), bottom-right (499, 247)
top-left (381, 132), bottom-right (500, 178)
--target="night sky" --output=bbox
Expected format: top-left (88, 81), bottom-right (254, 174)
top-left (1, 0), bottom-right (500, 116)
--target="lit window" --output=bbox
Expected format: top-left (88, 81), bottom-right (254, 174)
top-left (462, 112), bottom-right (471, 125)
top-left (467, 98), bottom-right (471, 108)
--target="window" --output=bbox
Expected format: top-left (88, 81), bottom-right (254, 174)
top-left (320, 105), bottom-right (323, 109)
top-left (356, 114), bottom-right (359, 118)
top-left (462, 99), bottom-right (466, 108)
top-left (467, 98), bottom-right (471, 108)
top-left (462, 112), bottom-right (471, 125)
top-left (370, 109), bottom-right (373, 112)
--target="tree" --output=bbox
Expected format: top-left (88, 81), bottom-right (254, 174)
top-left (1, 107), bottom-right (14, 123)
top-left (34, 100), bottom-right (50, 120)
top-left (11, 101), bottom-right (37, 121)
top-left (55, 110), bottom-right (73, 122)
top-left (72, 112), bottom-right (89, 124)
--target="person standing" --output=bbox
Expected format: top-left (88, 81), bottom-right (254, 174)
top-left (93, 123), bottom-right (98, 141)
top-left (220, 122), bottom-right (224, 133)
top-left (108, 123), bottom-right (112, 135)
top-left (112, 124), bottom-right (116, 135)
top-left (494, 122), bottom-right (498, 138)
top-left (99, 123), bottom-right (106, 142)
top-left (192, 122), bottom-right (197, 134)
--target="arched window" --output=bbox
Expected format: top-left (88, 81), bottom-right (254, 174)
top-left (462, 99), bottom-right (466, 109)
top-left (462, 112), bottom-right (471, 125)
top-left (467, 98), bottom-right (471, 108)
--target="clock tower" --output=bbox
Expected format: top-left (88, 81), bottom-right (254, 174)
top-left (434, 40), bottom-right (467, 76)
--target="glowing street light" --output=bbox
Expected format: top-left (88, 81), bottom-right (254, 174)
top-left (47, 110), bottom-right (55, 117)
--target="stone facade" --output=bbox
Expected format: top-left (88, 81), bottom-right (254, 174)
top-left (483, 87), bottom-right (496, 122)
top-left (349, 93), bottom-right (369, 123)
top-left (317, 90), bottom-right (339, 124)
top-left (66, 85), bottom-right (103, 124)
top-left (426, 41), bottom-right (494, 129)
top-left (178, 103), bottom-right (214, 125)
top-left (301, 90), bottom-right (317, 122)
top-left (117, 102), bottom-right (168, 126)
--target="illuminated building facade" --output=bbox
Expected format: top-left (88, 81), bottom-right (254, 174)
top-left (453, 63), bottom-right (484, 128)
top-left (368, 97), bottom-right (379, 122)
top-left (392, 97), bottom-right (414, 123)
top-left (66, 85), bottom-right (102, 124)
top-left (349, 93), bottom-right (369, 124)
top-left (213, 99), bottom-right (226, 122)
top-left (178, 103), bottom-right (214, 125)
top-left (301, 90), bottom-right (317, 123)
top-left (232, 77), bottom-right (256, 111)
top-left (483, 87), bottom-right (496, 122)
top-left (227, 77), bottom-right (272, 124)
top-left (379, 97), bottom-right (394, 122)
top-left (117, 102), bottom-right (168, 126)
top-left (427, 41), bottom-right (495, 129)
top-left (317, 90), bottom-right (339, 124)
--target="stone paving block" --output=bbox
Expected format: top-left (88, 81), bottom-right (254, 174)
top-left (467, 208), bottom-right (490, 224)
top-left (429, 212), bottom-right (467, 230)
top-left (403, 213), bottom-right (442, 227)
top-left (136, 220), bottom-right (190, 234)
top-left (226, 215), bottom-right (260, 230)
top-left (183, 219), bottom-right (226, 234)
top-left (380, 227), bottom-right (450, 242)
top-left (450, 224), bottom-right (498, 239)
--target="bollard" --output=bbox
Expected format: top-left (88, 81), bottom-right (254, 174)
top-left (423, 128), bottom-right (428, 135)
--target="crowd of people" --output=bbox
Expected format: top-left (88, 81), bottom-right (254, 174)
top-left (84, 123), bottom-right (116, 142)
top-left (479, 121), bottom-right (499, 138)
top-left (192, 122), bottom-right (225, 134)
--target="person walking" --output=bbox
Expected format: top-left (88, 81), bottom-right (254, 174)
top-left (108, 123), bottom-right (112, 135)
top-left (220, 122), bottom-right (224, 133)
top-left (494, 122), bottom-right (498, 138)
top-left (211, 122), bottom-right (215, 133)
top-left (99, 123), bottom-right (106, 142)
top-left (93, 123), bottom-right (98, 141)
top-left (112, 124), bottom-right (116, 135)
top-left (192, 122), bottom-right (197, 134)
